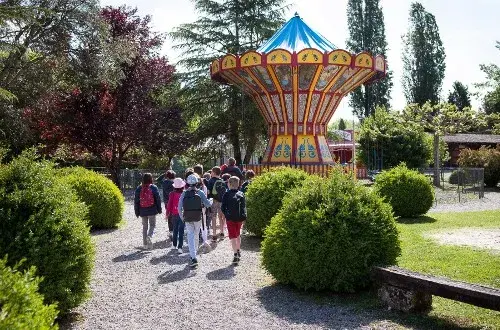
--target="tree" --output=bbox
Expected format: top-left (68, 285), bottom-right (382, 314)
top-left (447, 81), bottom-right (471, 110)
top-left (402, 2), bottom-right (446, 105)
top-left (402, 102), bottom-right (480, 186)
top-left (338, 118), bottom-right (347, 130)
top-left (477, 41), bottom-right (500, 115)
top-left (358, 107), bottom-right (432, 170)
top-left (170, 0), bottom-right (287, 165)
top-left (26, 7), bottom-right (187, 185)
top-left (346, 0), bottom-right (392, 120)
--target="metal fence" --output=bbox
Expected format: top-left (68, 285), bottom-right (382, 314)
top-left (87, 168), bottom-right (164, 191)
top-left (417, 167), bottom-right (484, 204)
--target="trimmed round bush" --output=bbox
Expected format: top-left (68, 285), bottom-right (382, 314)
top-left (59, 167), bottom-right (124, 228)
top-left (0, 257), bottom-right (58, 329)
top-left (261, 170), bottom-right (400, 292)
top-left (245, 167), bottom-right (309, 236)
top-left (448, 169), bottom-right (474, 185)
top-left (0, 151), bottom-right (95, 313)
top-left (374, 164), bottom-right (434, 218)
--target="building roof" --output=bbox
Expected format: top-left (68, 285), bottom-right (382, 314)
top-left (443, 134), bottom-right (500, 144)
top-left (256, 13), bottom-right (337, 53)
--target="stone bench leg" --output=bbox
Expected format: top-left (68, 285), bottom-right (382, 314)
top-left (378, 284), bottom-right (432, 312)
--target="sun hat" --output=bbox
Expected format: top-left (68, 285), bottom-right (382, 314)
top-left (186, 174), bottom-right (199, 185)
top-left (173, 177), bottom-right (185, 189)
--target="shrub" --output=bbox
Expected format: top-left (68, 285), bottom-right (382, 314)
top-left (448, 169), bottom-right (474, 185)
top-left (0, 151), bottom-right (95, 313)
top-left (459, 146), bottom-right (500, 188)
top-left (59, 167), bottom-right (124, 228)
top-left (374, 164), bottom-right (434, 218)
top-left (245, 167), bottom-right (309, 236)
top-left (0, 257), bottom-right (58, 329)
top-left (261, 170), bottom-right (400, 292)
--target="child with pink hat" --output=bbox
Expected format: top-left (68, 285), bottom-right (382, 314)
top-left (166, 178), bottom-right (186, 254)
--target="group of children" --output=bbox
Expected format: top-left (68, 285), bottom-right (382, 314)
top-left (134, 158), bottom-right (254, 268)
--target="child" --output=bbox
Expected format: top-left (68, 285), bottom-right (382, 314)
top-left (157, 170), bottom-right (175, 238)
top-left (178, 174), bottom-right (212, 268)
top-left (134, 173), bottom-right (162, 250)
top-left (222, 173), bottom-right (231, 189)
top-left (221, 176), bottom-right (247, 264)
top-left (241, 169), bottom-right (255, 193)
top-left (207, 167), bottom-right (227, 242)
top-left (166, 178), bottom-right (185, 254)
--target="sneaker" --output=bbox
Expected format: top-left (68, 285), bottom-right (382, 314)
top-left (212, 235), bottom-right (218, 242)
top-left (232, 255), bottom-right (239, 265)
top-left (190, 258), bottom-right (198, 268)
top-left (172, 243), bottom-right (176, 249)
top-left (219, 232), bottom-right (225, 239)
top-left (237, 250), bottom-right (241, 258)
top-left (177, 248), bottom-right (183, 254)
top-left (146, 236), bottom-right (153, 250)
top-left (143, 244), bottom-right (148, 250)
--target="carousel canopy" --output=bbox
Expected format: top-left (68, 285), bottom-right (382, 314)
top-left (257, 13), bottom-right (337, 53)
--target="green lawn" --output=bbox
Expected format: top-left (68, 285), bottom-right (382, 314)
top-left (396, 210), bottom-right (500, 329)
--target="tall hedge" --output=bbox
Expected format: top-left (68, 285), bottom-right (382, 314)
top-left (374, 164), bottom-right (434, 218)
top-left (459, 146), bottom-right (500, 188)
top-left (245, 167), bottom-right (309, 236)
top-left (0, 152), bottom-right (95, 313)
top-left (0, 257), bottom-right (58, 329)
top-left (261, 170), bottom-right (400, 292)
top-left (59, 167), bottom-right (124, 228)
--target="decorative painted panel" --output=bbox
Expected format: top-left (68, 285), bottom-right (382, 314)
top-left (240, 51), bottom-right (262, 67)
top-left (375, 55), bottom-right (385, 72)
top-left (271, 95), bottom-right (283, 123)
top-left (298, 94), bottom-right (307, 122)
top-left (237, 69), bottom-right (260, 90)
top-left (339, 70), bottom-right (374, 94)
top-left (328, 50), bottom-right (351, 65)
top-left (308, 94), bottom-right (321, 122)
top-left (296, 135), bottom-right (319, 163)
top-left (299, 65), bottom-right (318, 90)
top-left (284, 93), bottom-right (293, 121)
top-left (274, 65), bottom-right (292, 91)
top-left (354, 53), bottom-right (373, 69)
top-left (260, 95), bottom-right (277, 123)
top-left (271, 135), bottom-right (292, 162)
top-left (211, 60), bottom-right (220, 75)
top-left (297, 49), bottom-right (323, 64)
top-left (317, 94), bottom-right (331, 124)
top-left (251, 67), bottom-right (276, 91)
top-left (327, 68), bottom-right (358, 93)
top-left (317, 136), bottom-right (333, 163)
top-left (222, 55), bottom-right (237, 69)
top-left (314, 65), bottom-right (340, 91)
top-left (267, 49), bottom-right (292, 64)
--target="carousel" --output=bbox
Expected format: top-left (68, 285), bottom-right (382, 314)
top-left (210, 13), bottom-right (386, 166)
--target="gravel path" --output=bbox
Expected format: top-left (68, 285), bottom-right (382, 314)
top-left (61, 199), bottom-right (406, 330)
top-left (429, 189), bottom-right (500, 213)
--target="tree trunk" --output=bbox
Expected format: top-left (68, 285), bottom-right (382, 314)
top-left (243, 133), bottom-right (258, 165)
top-left (433, 132), bottom-right (440, 187)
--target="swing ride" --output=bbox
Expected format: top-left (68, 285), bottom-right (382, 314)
top-left (210, 13), bottom-right (386, 166)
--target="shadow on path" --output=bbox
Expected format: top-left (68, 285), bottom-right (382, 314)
top-left (256, 284), bottom-right (483, 330)
top-left (112, 251), bottom-right (150, 262)
top-left (158, 265), bottom-right (194, 284)
top-left (398, 216), bottom-right (437, 224)
top-left (206, 265), bottom-right (236, 280)
top-left (91, 228), bottom-right (119, 236)
top-left (240, 235), bottom-right (262, 252)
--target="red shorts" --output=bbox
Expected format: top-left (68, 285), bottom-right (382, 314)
top-left (226, 220), bottom-right (243, 239)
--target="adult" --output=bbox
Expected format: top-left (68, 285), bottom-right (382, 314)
top-left (221, 157), bottom-right (243, 180)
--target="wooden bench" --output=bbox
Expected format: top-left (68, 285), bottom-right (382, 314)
top-left (372, 266), bottom-right (500, 312)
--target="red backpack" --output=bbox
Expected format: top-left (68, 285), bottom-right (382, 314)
top-left (140, 184), bottom-right (155, 208)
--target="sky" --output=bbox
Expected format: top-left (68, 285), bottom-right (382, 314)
top-left (101, 0), bottom-right (500, 122)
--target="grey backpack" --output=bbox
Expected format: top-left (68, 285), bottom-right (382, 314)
top-left (183, 190), bottom-right (203, 222)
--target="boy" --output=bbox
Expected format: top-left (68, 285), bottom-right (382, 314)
top-left (221, 176), bottom-right (247, 265)
top-left (240, 169), bottom-right (255, 193)
top-left (178, 174), bottom-right (212, 268)
top-left (156, 170), bottom-right (175, 238)
top-left (207, 166), bottom-right (227, 242)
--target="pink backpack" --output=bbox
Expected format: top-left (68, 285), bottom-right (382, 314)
top-left (140, 184), bottom-right (155, 208)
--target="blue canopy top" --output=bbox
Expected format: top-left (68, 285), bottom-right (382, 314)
top-left (257, 13), bottom-right (337, 53)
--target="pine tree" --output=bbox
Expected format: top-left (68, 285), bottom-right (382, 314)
top-left (338, 118), bottom-right (347, 130)
top-left (402, 2), bottom-right (446, 105)
top-left (170, 0), bottom-right (287, 164)
top-left (346, 0), bottom-right (392, 120)
top-left (447, 81), bottom-right (471, 110)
